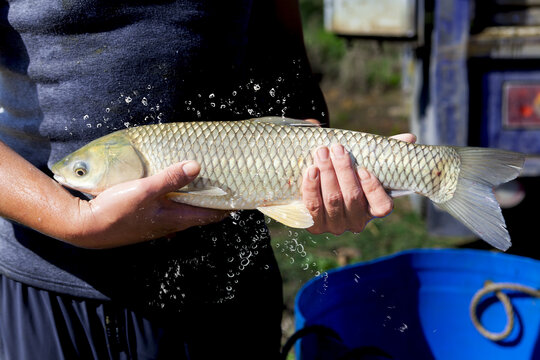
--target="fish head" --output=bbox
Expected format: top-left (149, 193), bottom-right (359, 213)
top-left (51, 132), bottom-right (146, 195)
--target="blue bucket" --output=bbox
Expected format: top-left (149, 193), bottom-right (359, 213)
top-left (294, 249), bottom-right (540, 359)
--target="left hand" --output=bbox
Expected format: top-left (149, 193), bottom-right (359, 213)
top-left (302, 129), bottom-right (416, 235)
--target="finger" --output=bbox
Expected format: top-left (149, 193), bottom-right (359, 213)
top-left (142, 161), bottom-right (200, 197)
top-left (302, 166), bottom-right (325, 233)
top-left (358, 168), bottom-right (393, 218)
top-left (315, 146), bottom-right (346, 233)
top-left (304, 118), bottom-right (321, 126)
top-left (329, 144), bottom-right (369, 232)
top-left (390, 133), bottom-right (416, 144)
top-left (329, 144), bottom-right (363, 197)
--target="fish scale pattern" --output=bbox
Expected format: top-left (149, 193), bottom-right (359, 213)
top-left (126, 120), bottom-right (461, 209)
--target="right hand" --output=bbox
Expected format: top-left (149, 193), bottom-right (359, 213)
top-left (68, 161), bottom-right (229, 249)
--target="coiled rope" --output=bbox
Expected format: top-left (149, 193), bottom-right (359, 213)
top-left (470, 280), bottom-right (540, 341)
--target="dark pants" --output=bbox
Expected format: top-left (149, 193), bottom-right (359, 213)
top-left (0, 275), bottom-right (283, 360)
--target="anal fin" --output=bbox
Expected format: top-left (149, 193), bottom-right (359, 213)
top-left (387, 189), bottom-right (414, 198)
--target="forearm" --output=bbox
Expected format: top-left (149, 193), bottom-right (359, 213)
top-left (0, 141), bottom-right (79, 241)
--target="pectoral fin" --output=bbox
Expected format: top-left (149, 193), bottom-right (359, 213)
top-left (257, 201), bottom-right (314, 228)
top-left (176, 186), bottom-right (228, 196)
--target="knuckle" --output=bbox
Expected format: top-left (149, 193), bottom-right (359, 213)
top-left (370, 199), bottom-right (394, 218)
top-left (164, 168), bottom-right (186, 188)
top-left (345, 188), bottom-right (364, 204)
top-left (308, 226), bottom-right (323, 235)
top-left (325, 192), bottom-right (343, 208)
top-left (333, 157), bottom-right (353, 172)
top-left (304, 199), bottom-right (322, 214)
top-left (361, 177), bottom-right (379, 193)
top-left (350, 224), bottom-right (366, 233)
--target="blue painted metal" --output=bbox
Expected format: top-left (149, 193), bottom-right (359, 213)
top-left (422, 0), bottom-right (473, 236)
top-left (482, 71), bottom-right (540, 154)
top-left (429, 0), bottom-right (470, 146)
top-left (295, 249), bottom-right (540, 359)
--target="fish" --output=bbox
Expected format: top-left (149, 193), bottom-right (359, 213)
top-left (51, 117), bottom-right (526, 251)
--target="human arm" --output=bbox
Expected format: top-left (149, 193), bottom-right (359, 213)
top-left (0, 141), bottom-right (227, 249)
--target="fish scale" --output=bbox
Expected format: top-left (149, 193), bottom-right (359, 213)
top-left (52, 117), bottom-right (526, 251)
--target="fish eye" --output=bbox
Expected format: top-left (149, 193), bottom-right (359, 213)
top-left (73, 161), bottom-right (88, 177)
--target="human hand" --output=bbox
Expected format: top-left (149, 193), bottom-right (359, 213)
top-left (68, 161), bottom-right (229, 248)
top-left (302, 132), bottom-right (416, 235)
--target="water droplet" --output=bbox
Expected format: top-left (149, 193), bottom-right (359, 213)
top-left (83, 114), bottom-right (89, 120)
top-left (232, 91), bottom-right (237, 96)
top-left (253, 84), bottom-right (261, 91)
top-left (209, 93), bottom-right (215, 98)
top-left (125, 96), bottom-right (132, 104)
top-left (269, 88), bottom-right (275, 97)
top-left (141, 97), bottom-right (148, 106)
top-left (86, 123), bottom-right (92, 128)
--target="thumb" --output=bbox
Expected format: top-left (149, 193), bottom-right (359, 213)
top-left (145, 160), bottom-right (200, 197)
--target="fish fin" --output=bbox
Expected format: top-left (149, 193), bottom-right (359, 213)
top-left (172, 186), bottom-right (228, 196)
top-left (252, 117), bottom-right (320, 127)
top-left (436, 147), bottom-right (525, 251)
top-left (257, 201), bottom-right (314, 228)
top-left (387, 189), bottom-right (414, 198)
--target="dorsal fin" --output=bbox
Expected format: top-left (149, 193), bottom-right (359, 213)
top-left (251, 117), bottom-right (320, 127)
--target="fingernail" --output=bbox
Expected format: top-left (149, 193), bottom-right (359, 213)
top-left (331, 144), bottom-right (345, 157)
top-left (358, 168), bottom-right (370, 181)
top-left (308, 166), bottom-right (319, 180)
top-left (182, 161), bottom-right (200, 177)
top-left (317, 147), bottom-right (329, 161)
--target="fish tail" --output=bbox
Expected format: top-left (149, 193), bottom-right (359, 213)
top-left (436, 147), bottom-right (526, 251)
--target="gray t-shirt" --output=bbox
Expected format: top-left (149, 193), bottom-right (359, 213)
top-left (0, 0), bottom-right (325, 316)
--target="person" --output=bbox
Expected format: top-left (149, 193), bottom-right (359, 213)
top-left (0, 0), bottom-right (415, 358)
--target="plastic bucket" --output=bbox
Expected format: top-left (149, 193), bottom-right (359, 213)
top-left (294, 249), bottom-right (540, 359)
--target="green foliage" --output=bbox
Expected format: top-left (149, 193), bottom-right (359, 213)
top-left (365, 55), bottom-right (402, 92)
top-left (299, 0), bottom-right (402, 92)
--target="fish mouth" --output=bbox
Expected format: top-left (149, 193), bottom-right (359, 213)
top-left (53, 174), bottom-right (67, 185)
top-left (53, 174), bottom-right (97, 197)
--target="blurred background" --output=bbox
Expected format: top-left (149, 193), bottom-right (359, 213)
top-left (275, 0), bottom-right (540, 350)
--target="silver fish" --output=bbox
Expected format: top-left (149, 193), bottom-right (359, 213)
top-left (51, 117), bottom-right (526, 250)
